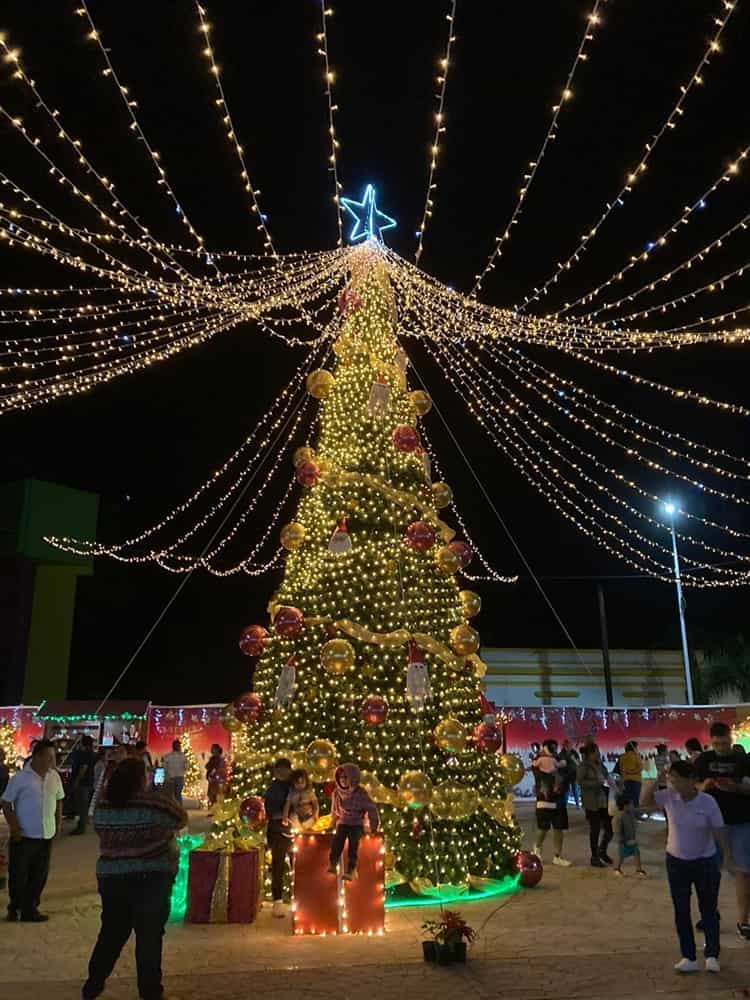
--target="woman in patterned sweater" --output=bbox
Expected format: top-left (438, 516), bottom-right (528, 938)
top-left (82, 757), bottom-right (187, 1000)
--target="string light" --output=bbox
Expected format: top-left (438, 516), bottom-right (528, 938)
top-left (471, 1), bottom-right (606, 295)
top-left (316, 2), bottom-right (344, 246)
top-left (516, 1), bottom-right (738, 311)
top-left (414, 1), bottom-right (457, 265)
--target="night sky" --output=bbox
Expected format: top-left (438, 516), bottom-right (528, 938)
top-left (1, 1), bottom-right (748, 704)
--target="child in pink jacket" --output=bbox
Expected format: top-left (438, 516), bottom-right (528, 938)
top-left (327, 763), bottom-right (379, 880)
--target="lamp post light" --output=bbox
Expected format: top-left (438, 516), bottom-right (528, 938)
top-left (662, 501), bottom-right (694, 705)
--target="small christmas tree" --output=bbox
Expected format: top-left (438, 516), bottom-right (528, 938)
top-left (182, 733), bottom-right (204, 802)
top-left (228, 244), bottom-right (520, 889)
top-left (0, 722), bottom-right (18, 767)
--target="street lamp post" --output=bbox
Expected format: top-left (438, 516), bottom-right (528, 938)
top-left (663, 502), bottom-right (694, 705)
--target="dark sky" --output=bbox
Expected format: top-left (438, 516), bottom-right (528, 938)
top-left (1, 1), bottom-right (748, 703)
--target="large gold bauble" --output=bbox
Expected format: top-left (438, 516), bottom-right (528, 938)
top-left (436, 546), bottom-right (461, 575)
top-left (280, 522), bottom-right (306, 551)
top-left (434, 716), bottom-right (467, 753)
top-left (305, 738), bottom-right (337, 781)
top-left (306, 369), bottom-right (335, 399)
top-left (459, 590), bottom-right (482, 618)
top-left (497, 753), bottom-right (525, 787)
top-left (483, 797), bottom-right (513, 824)
top-left (320, 638), bottom-right (355, 675)
top-left (398, 770), bottom-right (433, 809)
top-left (293, 446), bottom-right (316, 468)
top-left (409, 389), bottom-right (432, 416)
top-left (450, 623), bottom-right (480, 656)
top-left (432, 780), bottom-right (469, 820)
top-left (431, 482), bottom-right (453, 509)
top-left (220, 705), bottom-right (241, 732)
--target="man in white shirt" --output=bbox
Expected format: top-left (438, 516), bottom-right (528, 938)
top-left (162, 740), bottom-right (188, 806)
top-left (1, 740), bottom-right (64, 922)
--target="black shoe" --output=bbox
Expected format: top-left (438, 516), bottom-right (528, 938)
top-left (6, 909), bottom-right (18, 922)
top-left (697, 912), bottom-right (721, 931)
top-left (20, 912), bottom-right (49, 923)
top-left (599, 852), bottom-right (614, 865)
top-left (590, 856), bottom-right (606, 868)
top-left (737, 921), bottom-right (750, 940)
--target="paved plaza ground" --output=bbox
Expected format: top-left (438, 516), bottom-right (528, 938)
top-left (2, 802), bottom-right (750, 999)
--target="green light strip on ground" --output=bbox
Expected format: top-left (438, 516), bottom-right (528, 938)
top-left (384, 873), bottom-right (520, 909)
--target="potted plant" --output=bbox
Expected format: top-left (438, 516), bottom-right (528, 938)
top-left (421, 910), bottom-right (476, 964)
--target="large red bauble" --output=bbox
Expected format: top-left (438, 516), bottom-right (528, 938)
top-left (474, 721), bottom-right (503, 752)
top-left (392, 425), bottom-right (421, 453)
top-left (296, 461), bottom-right (320, 487)
top-left (239, 795), bottom-right (266, 830)
top-left (516, 850), bottom-right (543, 888)
top-left (238, 624), bottom-right (267, 658)
top-left (405, 520), bottom-right (436, 552)
top-left (448, 540), bottom-right (473, 569)
top-left (234, 691), bottom-right (263, 724)
top-left (361, 694), bottom-right (389, 726)
top-left (274, 605), bottom-right (304, 638)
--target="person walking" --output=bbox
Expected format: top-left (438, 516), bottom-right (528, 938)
top-left (69, 735), bottom-right (97, 835)
top-left (265, 758), bottom-right (292, 917)
top-left (656, 759), bottom-right (726, 974)
top-left (577, 743), bottom-right (613, 867)
top-left (1, 739), bottom-right (64, 922)
top-left (532, 739), bottom-right (572, 867)
top-left (81, 756), bottom-right (187, 1000)
top-left (206, 744), bottom-right (227, 806)
top-left (619, 741), bottom-right (643, 809)
top-left (695, 720), bottom-right (750, 940)
top-left (560, 739), bottom-right (581, 808)
top-left (162, 740), bottom-right (188, 806)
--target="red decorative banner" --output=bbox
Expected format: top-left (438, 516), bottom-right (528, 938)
top-left (0, 706), bottom-right (44, 761)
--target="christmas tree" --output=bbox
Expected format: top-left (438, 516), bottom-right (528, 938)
top-left (228, 242), bottom-right (520, 888)
top-left (181, 733), bottom-right (204, 802)
top-left (0, 722), bottom-right (18, 768)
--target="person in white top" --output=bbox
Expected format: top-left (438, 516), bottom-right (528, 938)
top-left (1, 740), bottom-right (64, 922)
top-left (162, 740), bottom-right (188, 806)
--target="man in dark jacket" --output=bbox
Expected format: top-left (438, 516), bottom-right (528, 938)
top-left (264, 758), bottom-right (292, 919)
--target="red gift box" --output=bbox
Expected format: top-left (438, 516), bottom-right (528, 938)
top-left (292, 830), bottom-right (385, 936)
top-left (186, 848), bottom-right (260, 924)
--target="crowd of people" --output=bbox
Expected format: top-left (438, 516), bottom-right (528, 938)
top-left (529, 722), bottom-right (750, 974)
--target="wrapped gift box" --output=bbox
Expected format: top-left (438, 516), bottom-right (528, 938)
top-left (292, 830), bottom-right (385, 935)
top-left (186, 847), bottom-right (260, 924)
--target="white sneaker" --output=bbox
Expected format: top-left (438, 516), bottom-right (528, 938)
top-left (673, 958), bottom-right (698, 973)
top-left (552, 855), bottom-right (572, 867)
top-left (272, 900), bottom-right (285, 918)
top-left (705, 956), bottom-right (720, 974)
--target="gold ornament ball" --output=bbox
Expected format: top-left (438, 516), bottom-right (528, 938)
top-left (398, 769), bottom-right (433, 809)
top-left (436, 546), bottom-right (461, 575)
top-left (432, 780), bottom-right (466, 820)
top-left (497, 753), bottom-right (525, 787)
top-left (306, 369), bottom-right (335, 399)
top-left (431, 481), bottom-right (453, 509)
top-left (459, 589), bottom-right (482, 618)
top-left (220, 705), bottom-right (241, 732)
top-left (473, 656), bottom-right (488, 678)
top-left (320, 638), bottom-right (355, 675)
top-left (409, 389), bottom-right (432, 416)
top-left (293, 446), bottom-right (315, 468)
top-left (280, 522), bottom-right (306, 551)
top-left (450, 623), bottom-right (480, 656)
top-left (434, 716), bottom-right (467, 753)
top-left (306, 738), bottom-right (337, 779)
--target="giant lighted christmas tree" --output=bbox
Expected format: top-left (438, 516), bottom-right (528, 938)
top-left (227, 236), bottom-right (520, 889)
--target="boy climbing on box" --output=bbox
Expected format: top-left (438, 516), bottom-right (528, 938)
top-left (327, 763), bottom-right (379, 880)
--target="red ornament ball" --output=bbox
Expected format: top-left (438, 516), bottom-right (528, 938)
top-left (296, 461), bottom-right (320, 487)
top-left (448, 540), bottom-right (474, 569)
top-left (474, 721), bottom-right (503, 752)
top-left (516, 851), bottom-right (543, 888)
top-left (274, 606), bottom-right (304, 638)
top-left (361, 694), bottom-right (389, 726)
top-left (238, 624), bottom-right (267, 658)
top-left (392, 425), bottom-right (421, 453)
top-left (233, 691), bottom-right (263, 724)
top-left (405, 520), bottom-right (436, 552)
top-left (239, 796), bottom-right (266, 830)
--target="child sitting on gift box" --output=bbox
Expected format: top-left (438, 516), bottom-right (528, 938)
top-left (327, 763), bottom-right (379, 880)
top-left (282, 769), bottom-right (320, 830)
top-left (264, 758), bottom-right (292, 918)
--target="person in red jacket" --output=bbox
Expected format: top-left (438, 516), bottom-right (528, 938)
top-left (327, 763), bottom-right (379, 880)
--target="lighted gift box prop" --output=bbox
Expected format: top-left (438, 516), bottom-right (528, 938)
top-left (186, 846), bottom-right (261, 924)
top-left (292, 830), bottom-right (385, 935)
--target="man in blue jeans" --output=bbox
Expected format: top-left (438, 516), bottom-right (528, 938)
top-left (656, 760), bottom-right (727, 974)
top-left (161, 740), bottom-right (187, 806)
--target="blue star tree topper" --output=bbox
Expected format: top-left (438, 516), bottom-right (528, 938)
top-left (340, 184), bottom-right (397, 244)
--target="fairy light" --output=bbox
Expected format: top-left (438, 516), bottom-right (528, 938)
top-left (316, 2), bottom-right (344, 246)
top-left (471, 1), bottom-right (606, 295)
top-left (517, 1), bottom-right (738, 311)
top-left (195, 3), bottom-right (276, 256)
top-left (556, 144), bottom-right (750, 316)
top-left (414, 1), bottom-right (457, 265)
top-left (74, 2), bottom-right (205, 248)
